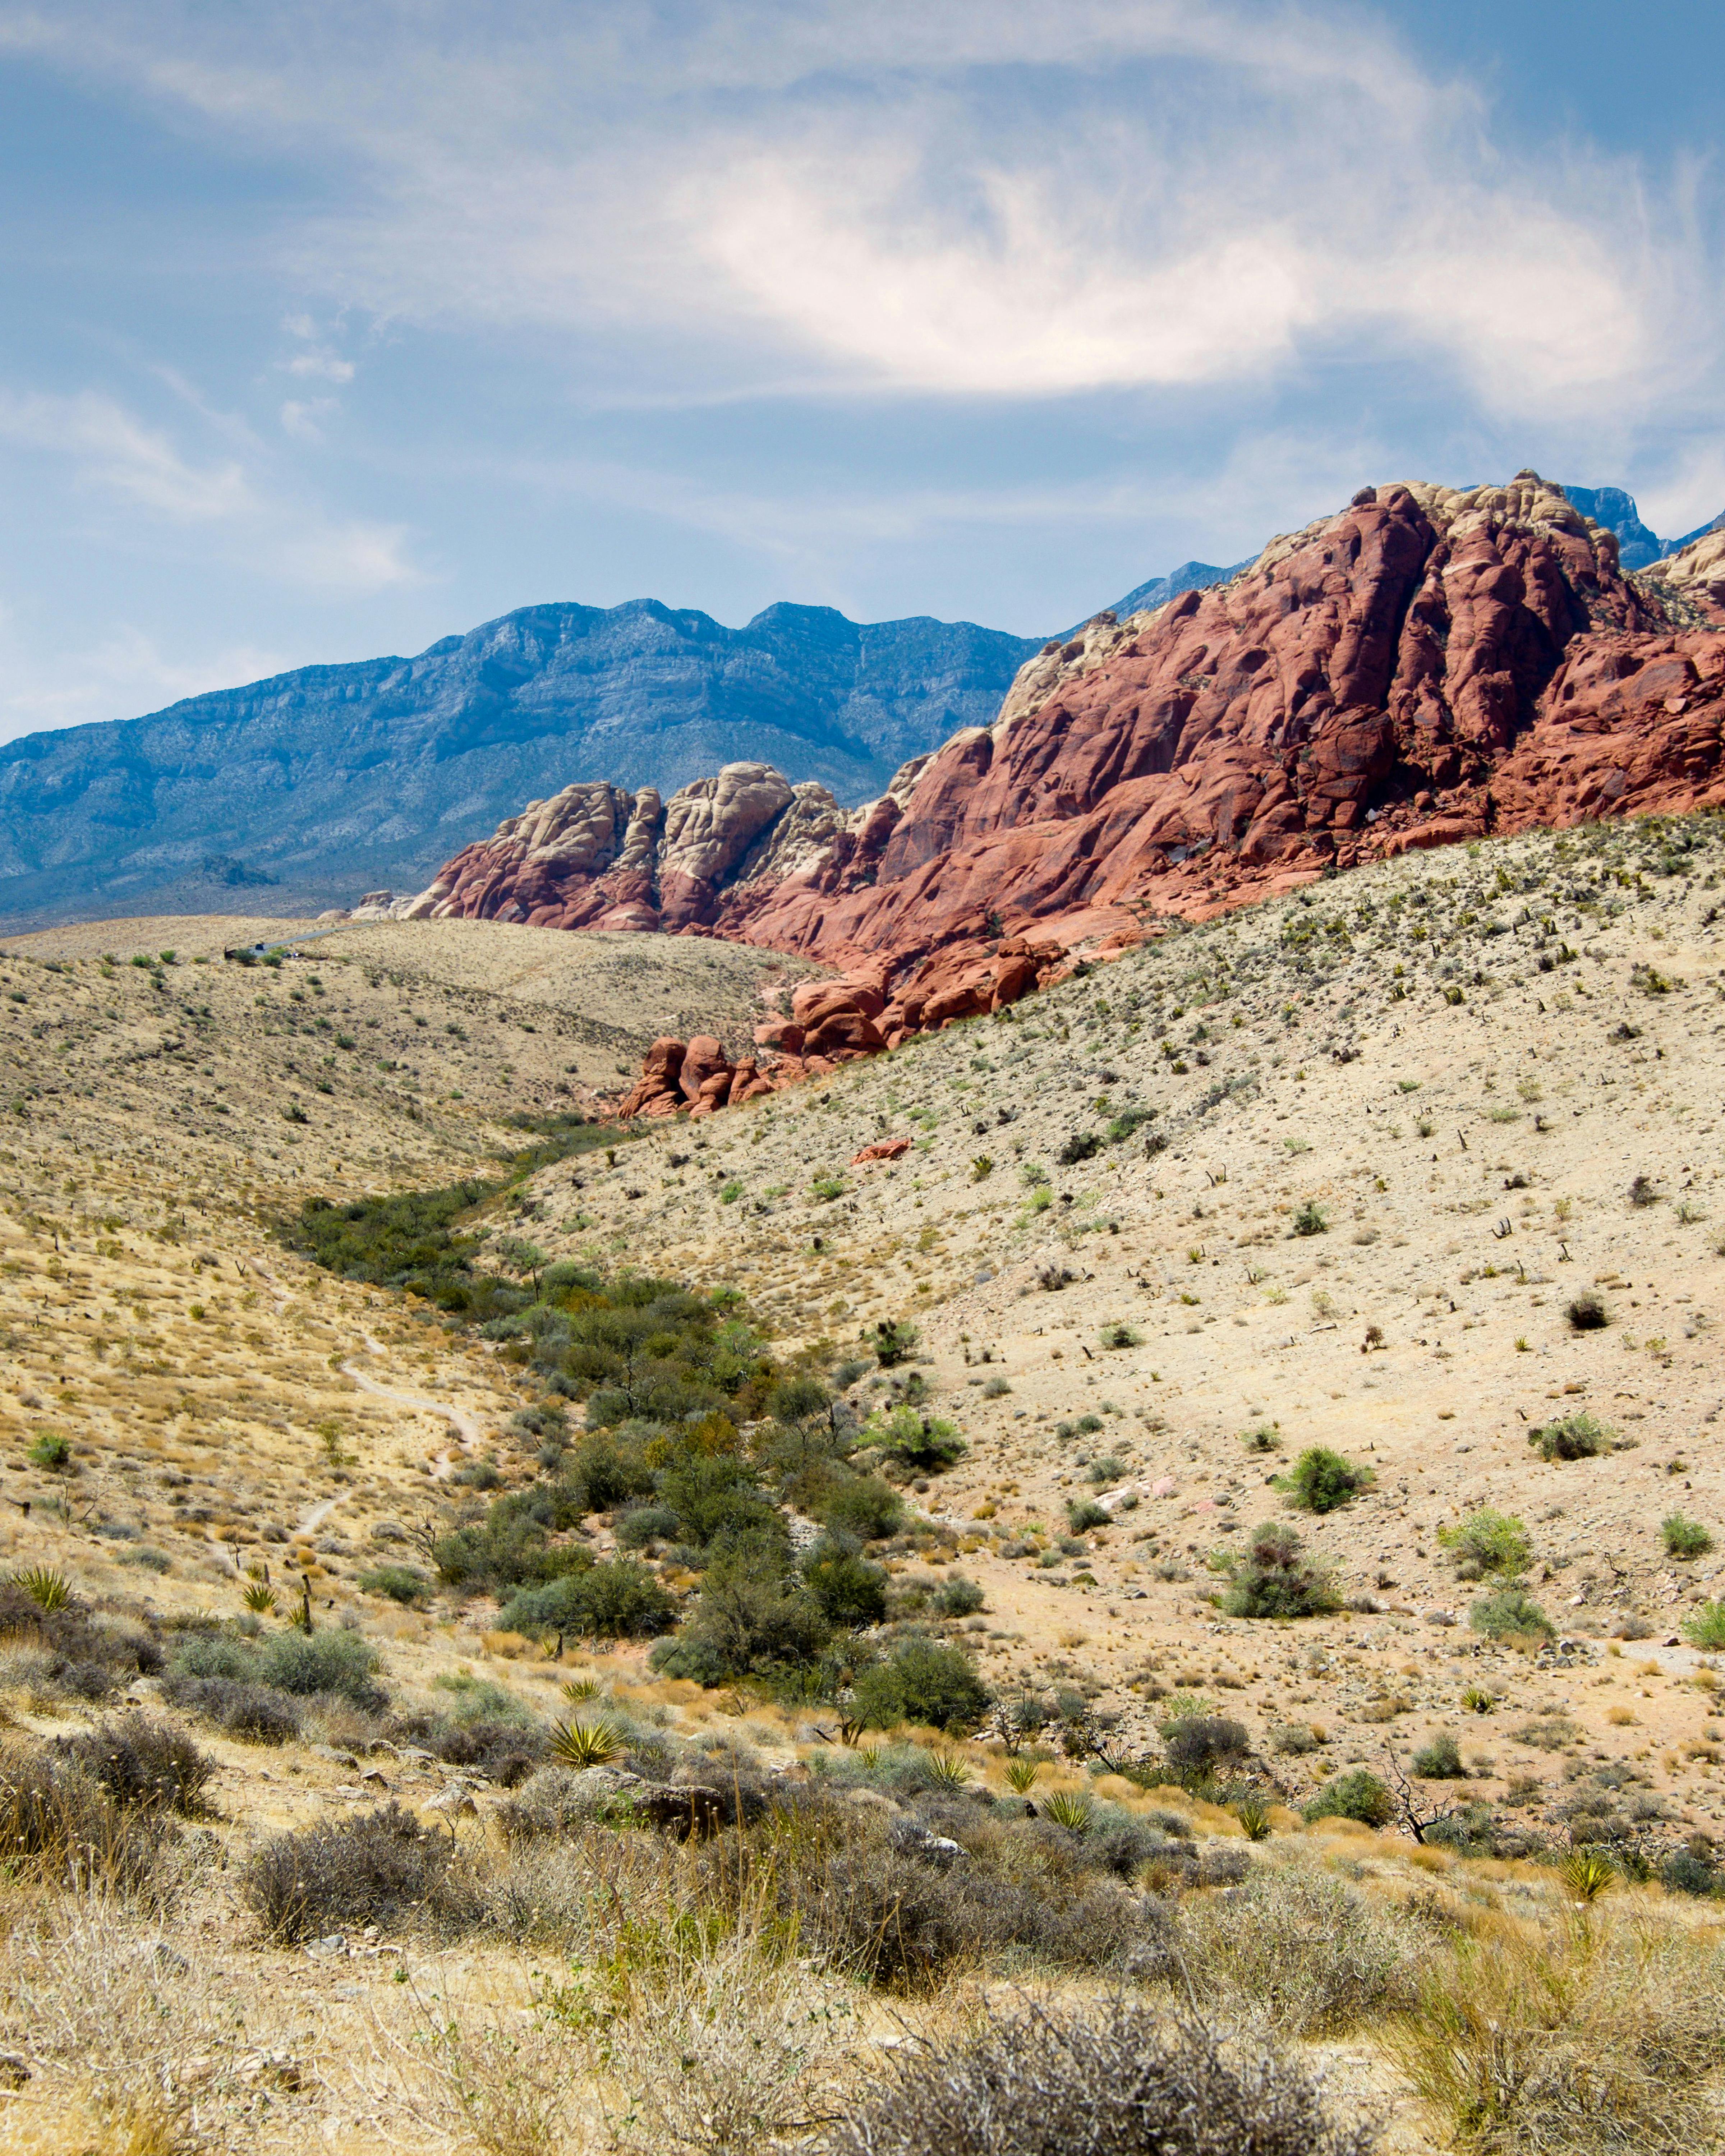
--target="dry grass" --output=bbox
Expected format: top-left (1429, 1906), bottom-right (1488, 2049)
top-left (1390, 1902), bottom-right (1725, 2154)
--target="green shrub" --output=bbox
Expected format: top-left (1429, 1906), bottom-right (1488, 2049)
top-left (866, 1405), bottom-right (967, 1473)
top-left (256, 1627), bottom-right (386, 1706)
top-left (658, 1451), bottom-right (777, 1548)
top-left (1276, 1446), bottom-right (1374, 1514)
top-left (870, 1319), bottom-right (920, 1368)
top-left (358, 1565), bottom-right (429, 1604)
top-left (1222, 1522), bottom-right (1341, 1619)
top-left (1664, 1514), bottom-right (1714, 1559)
top-left (1469, 1586), bottom-right (1555, 1641)
top-left (1527, 1411), bottom-right (1614, 1461)
top-left (1411, 1732), bottom-right (1466, 1779)
top-left (655, 1547), bottom-right (831, 1683)
top-left (1163, 1715), bottom-right (1250, 1785)
top-left (802, 1543), bottom-right (889, 1627)
top-left (931, 1575), bottom-right (985, 1618)
top-left (1437, 1508), bottom-right (1530, 1579)
top-left (500, 1560), bottom-right (676, 1640)
top-left (812, 1474), bottom-right (903, 1541)
top-left (1291, 1199), bottom-right (1328, 1237)
top-left (27, 1433), bottom-right (71, 1471)
top-left (1682, 1602), bottom-right (1725, 1651)
top-left (1303, 1768), bottom-right (1394, 1827)
top-left (1056, 1131), bottom-right (1103, 1165)
top-left (1065, 1498), bottom-right (1110, 1533)
top-left (1098, 1321), bottom-right (1142, 1350)
top-left (851, 1639), bottom-right (991, 1733)
top-left (1565, 1289), bottom-right (1609, 1331)
top-left (1241, 1424), bottom-right (1282, 1454)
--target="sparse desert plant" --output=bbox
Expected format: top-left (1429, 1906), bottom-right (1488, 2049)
top-left (1221, 1522), bottom-right (1342, 1620)
top-left (1271, 1722), bottom-right (1321, 1755)
top-left (1469, 1586), bottom-right (1555, 1641)
top-left (932, 1574), bottom-right (985, 1618)
top-left (1528, 1410), bottom-right (1615, 1462)
top-left (240, 1580), bottom-right (278, 1615)
top-left (980, 1374), bottom-right (1011, 1397)
top-left (1276, 1446), bottom-right (1375, 1514)
top-left (1005, 1757), bottom-right (1042, 1794)
top-left (1681, 1601), bottom-right (1725, 1651)
top-left (1664, 1514), bottom-right (1714, 1559)
top-left (27, 1432), bottom-right (71, 1471)
top-left (1460, 1685), bottom-right (1496, 1714)
top-left (1235, 1795), bottom-right (1273, 1841)
top-left (1412, 1732), bottom-right (1466, 1779)
top-left (869, 1318), bottom-right (921, 1368)
top-left (0, 1740), bottom-right (168, 1888)
top-left (1042, 1789), bottom-right (1094, 1832)
top-left (817, 1994), bottom-right (1378, 2156)
top-left (1628, 1173), bottom-right (1661, 1208)
top-left (1302, 1768), bottom-right (1394, 1828)
top-left (1291, 1199), bottom-right (1328, 1237)
top-left (1241, 1423), bottom-right (1282, 1452)
top-left (242, 1800), bottom-right (460, 1942)
top-left (1163, 1715), bottom-right (1251, 1786)
top-left (1098, 1320), bottom-right (1142, 1349)
top-left (1178, 1861), bottom-right (1418, 2036)
top-left (925, 1751), bottom-right (971, 1792)
top-left (867, 1404), bottom-right (967, 1472)
top-left (10, 1564), bottom-right (72, 1612)
top-left (1066, 1498), bottom-right (1111, 1533)
top-left (1566, 1288), bottom-right (1610, 1331)
top-left (1390, 1903), bottom-right (1725, 2156)
top-left (549, 1717), bottom-right (623, 1768)
top-left (560, 1675), bottom-right (604, 1704)
top-left (1437, 1508), bottom-right (1531, 1579)
top-left (56, 1713), bottom-right (216, 1815)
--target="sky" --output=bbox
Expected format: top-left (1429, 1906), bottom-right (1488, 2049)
top-left (0, 0), bottom-right (1721, 743)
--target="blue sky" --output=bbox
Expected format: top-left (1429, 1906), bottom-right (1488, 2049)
top-left (0, 0), bottom-right (1720, 741)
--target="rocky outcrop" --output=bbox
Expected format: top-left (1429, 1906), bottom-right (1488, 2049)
top-left (417, 473), bottom-right (1725, 1118)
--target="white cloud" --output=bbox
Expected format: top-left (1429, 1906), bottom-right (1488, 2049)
top-left (27, 0), bottom-right (1702, 430)
top-left (0, 388), bottom-right (252, 520)
top-left (0, 615), bottom-right (290, 742)
top-left (284, 351), bottom-right (354, 381)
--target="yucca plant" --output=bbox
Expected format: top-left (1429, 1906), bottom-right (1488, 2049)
top-left (1460, 1684), bottom-right (1496, 1714)
top-left (1235, 1795), bottom-right (1273, 1842)
top-left (560, 1676), bottom-right (604, 1705)
top-left (1043, 1790), bottom-right (1093, 1833)
top-left (241, 1581), bottom-right (278, 1616)
top-left (1563, 1847), bottom-right (1617, 1904)
top-left (857, 1745), bottom-right (882, 1773)
top-left (925, 1751), bottom-right (971, 1792)
top-left (550, 1717), bottom-right (623, 1769)
top-left (10, 1566), bottom-right (71, 1613)
top-left (1005, 1757), bottom-right (1042, 1795)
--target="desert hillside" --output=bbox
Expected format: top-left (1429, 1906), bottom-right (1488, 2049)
top-left (0, 817), bottom-right (1722, 2153)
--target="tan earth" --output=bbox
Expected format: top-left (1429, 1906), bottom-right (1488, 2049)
top-left (0, 818), bottom-right (1723, 2151)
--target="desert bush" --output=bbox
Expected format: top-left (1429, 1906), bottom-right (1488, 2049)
top-left (1291, 1199), bottom-right (1328, 1237)
top-left (1470, 1586), bottom-right (1556, 1641)
top-left (1438, 1508), bottom-right (1531, 1579)
top-left (0, 1740), bottom-right (168, 1888)
top-left (359, 1563), bottom-right (429, 1603)
top-left (1222, 1522), bottom-right (1341, 1619)
top-left (1057, 1130), bottom-right (1104, 1165)
top-left (500, 1559), bottom-right (677, 1641)
top-left (817, 1993), bottom-right (1378, 2156)
top-left (812, 1472), bottom-right (903, 1540)
top-left (1163, 1716), bottom-right (1251, 1784)
top-left (56, 1713), bottom-right (216, 1815)
top-left (1528, 1411), bottom-right (1615, 1462)
top-left (242, 1800), bottom-right (466, 1941)
top-left (1178, 1861), bottom-right (1420, 2037)
top-left (1277, 1447), bottom-right (1374, 1514)
top-left (1565, 1289), bottom-right (1610, 1331)
top-left (1662, 1513), bottom-right (1713, 1559)
top-left (870, 1318), bottom-right (921, 1368)
top-left (1302, 1769), bottom-right (1394, 1827)
top-left (866, 1405), bottom-right (967, 1472)
top-left (616, 1502), bottom-right (680, 1548)
top-left (160, 1674), bottom-right (300, 1742)
top-left (1412, 1732), bottom-right (1466, 1780)
top-left (1066, 1498), bottom-right (1111, 1532)
top-left (931, 1574), bottom-right (985, 1618)
top-left (850, 1638), bottom-right (992, 1733)
top-left (255, 1626), bottom-right (386, 1706)
top-left (803, 1542), bottom-right (889, 1627)
top-left (1271, 1722), bottom-right (1321, 1755)
top-left (1681, 1601), bottom-right (1725, 1651)
top-left (1099, 1321), bottom-right (1142, 1349)
top-left (1392, 1908), bottom-right (1725, 2156)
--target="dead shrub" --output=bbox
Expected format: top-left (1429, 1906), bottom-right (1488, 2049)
top-left (1176, 1861), bottom-right (1421, 2036)
top-left (56, 1713), bottom-right (216, 1815)
top-left (0, 1740), bottom-right (168, 1890)
top-left (816, 1992), bottom-right (1377, 2155)
top-left (240, 1800), bottom-right (470, 1942)
top-left (1392, 1908), bottom-right (1725, 2154)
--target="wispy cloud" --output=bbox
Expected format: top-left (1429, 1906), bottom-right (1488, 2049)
top-left (26, 0), bottom-right (1707, 430)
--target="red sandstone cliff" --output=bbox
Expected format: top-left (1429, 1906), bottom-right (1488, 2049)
top-left (409, 474), bottom-right (1725, 983)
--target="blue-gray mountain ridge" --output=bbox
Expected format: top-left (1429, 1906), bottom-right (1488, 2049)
top-left (0, 484), bottom-right (1705, 931)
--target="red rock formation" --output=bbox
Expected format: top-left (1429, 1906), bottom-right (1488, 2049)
top-left (415, 473), bottom-right (1725, 1119)
top-left (852, 1138), bottom-right (913, 1164)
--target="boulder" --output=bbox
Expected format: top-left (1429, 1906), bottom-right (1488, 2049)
top-left (678, 1035), bottom-right (732, 1105)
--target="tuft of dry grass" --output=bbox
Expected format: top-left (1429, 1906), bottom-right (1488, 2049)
top-left (1389, 1904), bottom-right (1725, 2155)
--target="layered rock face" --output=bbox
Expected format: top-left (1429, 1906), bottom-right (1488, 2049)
top-left (415, 475), bottom-right (1725, 982)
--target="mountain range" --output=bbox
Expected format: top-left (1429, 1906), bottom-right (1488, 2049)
top-left (0, 483), bottom-right (1710, 931)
